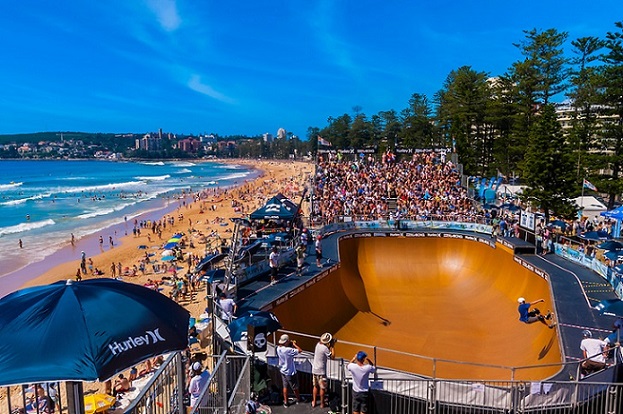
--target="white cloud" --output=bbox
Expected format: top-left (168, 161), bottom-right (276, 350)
top-left (187, 75), bottom-right (235, 104)
top-left (144, 0), bottom-right (182, 32)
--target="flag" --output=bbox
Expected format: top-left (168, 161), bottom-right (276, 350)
top-left (317, 136), bottom-right (332, 146)
top-left (583, 179), bottom-right (597, 192)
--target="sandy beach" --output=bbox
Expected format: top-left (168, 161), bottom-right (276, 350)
top-left (18, 159), bottom-right (313, 320)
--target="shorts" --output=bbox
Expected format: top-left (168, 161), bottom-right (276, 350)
top-left (312, 374), bottom-right (327, 389)
top-left (352, 391), bottom-right (369, 413)
top-left (297, 257), bottom-right (305, 268)
top-left (281, 373), bottom-right (298, 391)
top-left (271, 266), bottom-right (277, 278)
top-left (316, 249), bottom-right (322, 260)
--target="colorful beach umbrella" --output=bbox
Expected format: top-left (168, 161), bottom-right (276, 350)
top-left (84, 394), bottom-right (116, 414)
top-left (167, 237), bottom-right (181, 243)
top-left (163, 242), bottom-right (178, 250)
top-left (0, 279), bottom-right (189, 385)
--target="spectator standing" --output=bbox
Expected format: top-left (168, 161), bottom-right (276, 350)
top-left (312, 333), bottom-right (335, 408)
top-left (315, 236), bottom-right (323, 268)
top-left (277, 334), bottom-right (302, 407)
top-left (218, 292), bottom-right (237, 322)
top-left (347, 351), bottom-right (375, 414)
top-left (188, 361), bottom-right (211, 408)
top-left (269, 246), bottom-right (279, 284)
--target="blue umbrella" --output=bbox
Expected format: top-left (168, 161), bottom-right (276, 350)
top-left (604, 251), bottom-right (623, 261)
top-left (579, 231), bottom-right (612, 241)
top-left (227, 310), bottom-right (281, 341)
top-left (199, 268), bottom-right (226, 283)
top-left (595, 299), bottom-right (623, 317)
top-left (0, 279), bottom-right (189, 385)
top-left (598, 240), bottom-right (623, 251)
top-left (163, 242), bottom-right (178, 250)
top-left (161, 255), bottom-right (177, 262)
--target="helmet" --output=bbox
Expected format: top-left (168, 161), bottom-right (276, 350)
top-left (517, 297), bottom-right (525, 304)
top-left (582, 330), bottom-right (592, 338)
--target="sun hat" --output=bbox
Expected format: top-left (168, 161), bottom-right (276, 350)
top-left (320, 333), bottom-right (332, 344)
top-left (278, 334), bottom-right (290, 345)
top-left (582, 330), bottom-right (592, 338)
top-left (192, 362), bottom-right (202, 371)
top-left (356, 351), bottom-right (367, 362)
top-left (517, 297), bottom-right (525, 304)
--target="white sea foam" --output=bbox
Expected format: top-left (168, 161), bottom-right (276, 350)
top-left (0, 219), bottom-right (56, 237)
top-left (140, 161), bottom-right (165, 166)
top-left (0, 182), bottom-right (23, 190)
top-left (0, 193), bottom-right (51, 206)
top-left (134, 175), bottom-right (171, 181)
top-left (176, 168), bottom-right (192, 174)
top-left (54, 180), bottom-right (147, 194)
top-left (172, 162), bottom-right (195, 167)
top-left (217, 172), bottom-right (251, 181)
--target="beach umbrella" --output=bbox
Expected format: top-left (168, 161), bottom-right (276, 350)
top-left (161, 255), bottom-right (176, 262)
top-left (547, 220), bottom-right (568, 231)
top-left (0, 279), bottom-right (189, 386)
top-left (227, 310), bottom-right (281, 341)
top-left (604, 251), bottom-right (623, 261)
top-left (167, 237), bottom-right (181, 243)
top-left (579, 231), bottom-right (612, 241)
top-left (598, 240), bottom-right (623, 251)
top-left (163, 242), bottom-right (178, 250)
top-left (161, 249), bottom-right (174, 257)
top-left (84, 394), bottom-right (116, 414)
top-left (595, 298), bottom-right (623, 317)
top-left (199, 268), bottom-right (226, 283)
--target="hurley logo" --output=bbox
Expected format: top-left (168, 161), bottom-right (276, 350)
top-left (108, 329), bottom-right (166, 356)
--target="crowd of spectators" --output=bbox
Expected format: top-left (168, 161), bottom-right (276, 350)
top-left (313, 151), bottom-right (479, 223)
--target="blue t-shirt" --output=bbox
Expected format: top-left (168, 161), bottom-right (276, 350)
top-left (518, 303), bottom-right (531, 322)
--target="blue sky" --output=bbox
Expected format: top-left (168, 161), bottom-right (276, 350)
top-left (0, 1), bottom-right (619, 138)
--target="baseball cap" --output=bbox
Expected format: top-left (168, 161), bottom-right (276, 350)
top-left (278, 334), bottom-right (290, 345)
top-left (320, 333), bottom-right (332, 344)
top-left (517, 297), bottom-right (525, 304)
top-left (582, 330), bottom-right (592, 338)
top-left (192, 362), bottom-right (202, 371)
top-left (356, 351), bottom-right (367, 362)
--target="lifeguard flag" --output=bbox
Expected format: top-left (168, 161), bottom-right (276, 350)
top-left (317, 136), bottom-right (332, 146)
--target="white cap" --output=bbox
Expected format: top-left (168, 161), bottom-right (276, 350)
top-left (192, 362), bottom-right (202, 371)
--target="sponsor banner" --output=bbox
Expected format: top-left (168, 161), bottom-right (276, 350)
top-left (513, 256), bottom-right (548, 280)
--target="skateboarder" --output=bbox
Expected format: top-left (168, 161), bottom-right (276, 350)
top-left (517, 297), bottom-right (556, 328)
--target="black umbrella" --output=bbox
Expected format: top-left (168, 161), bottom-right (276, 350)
top-left (0, 279), bottom-right (189, 386)
top-left (227, 310), bottom-right (281, 341)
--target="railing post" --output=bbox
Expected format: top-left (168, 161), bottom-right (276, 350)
top-left (176, 353), bottom-right (185, 414)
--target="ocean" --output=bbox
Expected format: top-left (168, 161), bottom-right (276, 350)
top-left (0, 159), bottom-right (256, 290)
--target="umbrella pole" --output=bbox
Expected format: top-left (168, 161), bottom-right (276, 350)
top-left (65, 382), bottom-right (85, 414)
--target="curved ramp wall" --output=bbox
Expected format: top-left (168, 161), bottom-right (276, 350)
top-left (272, 234), bottom-right (562, 381)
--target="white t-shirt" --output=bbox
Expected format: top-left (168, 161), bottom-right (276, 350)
top-left (188, 370), bottom-right (210, 407)
top-left (347, 362), bottom-right (375, 393)
top-left (277, 345), bottom-right (299, 376)
top-left (219, 297), bottom-right (236, 320)
top-left (312, 342), bottom-right (332, 375)
top-left (269, 251), bottom-right (278, 268)
top-left (580, 338), bottom-right (606, 363)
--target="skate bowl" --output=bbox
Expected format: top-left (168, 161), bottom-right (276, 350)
top-left (271, 234), bottom-right (562, 381)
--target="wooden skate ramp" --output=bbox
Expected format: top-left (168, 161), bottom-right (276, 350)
top-left (273, 236), bottom-right (562, 381)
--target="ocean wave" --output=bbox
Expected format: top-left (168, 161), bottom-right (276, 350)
top-left (1, 193), bottom-right (51, 206)
top-left (172, 162), bottom-right (195, 167)
top-left (140, 161), bottom-right (165, 166)
top-left (55, 180), bottom-right (147, 194)
top-left (176, 168), bottom-right (192, 174)
top-left (216, 172), bottom-right (251, 181)
top-left (134, 175), bottom-right (170, 181)
top-left (0, 219), bottom-right (56, 237)
top-left (0, 182), bottom-right (23, 190)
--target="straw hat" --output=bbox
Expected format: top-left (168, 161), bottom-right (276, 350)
top-left (320, 333), bottom-right (332, 344)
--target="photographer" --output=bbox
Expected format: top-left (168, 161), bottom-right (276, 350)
top-left (311, 333), bottom-right (335, 408)
top-left (276, 334), bottom-right (302, 407)
top-left (347, 351), bottom-right (375, 414)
